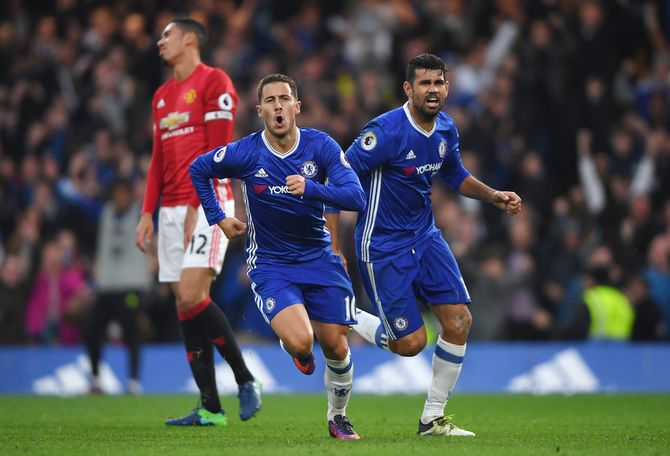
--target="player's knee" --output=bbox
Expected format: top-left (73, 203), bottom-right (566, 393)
top-left (282, 335), bottom-right (313, 359)
top-left (392, 335), bottom-right (426, 357)
top-left (322, 341), bottom-right (349, 361)
top-left (455, 308), bottom-right (473, 336)
top-left (176, 293), bottom-right (207, 312)
top-left (444, 307), bottom-right (472, 339)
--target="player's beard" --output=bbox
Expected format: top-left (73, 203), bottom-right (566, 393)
top-left (414, 94), bottom-right (443, 120)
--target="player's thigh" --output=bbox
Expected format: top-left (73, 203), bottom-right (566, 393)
top-left (300, 255), bottom-right (357, 326)
top-left (182, 201), bottom-right (234, 277)
top-left (157, 206), bottom-right (186, 283)
top-left (270, 304), bottom-right (313, 354)
top-left (311, 321), bottom-right (350, 360)
top-left (249, 270), bottom-right (312, 347)
top-left (249, 270), bottom-right (304, 323)
top-left (177, 267), bottom-right (214, 309)
top-left (415, 232), bottom-right (471, 306)
top-left (358, 254), bottom-right (423, 342)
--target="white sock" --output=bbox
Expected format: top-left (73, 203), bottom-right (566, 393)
top-left (420, 336), bottom-right (466, 425)
top-left (324, 351), bottom-right (353, 421)
top-left (352, 308), bottom-right (389, 351)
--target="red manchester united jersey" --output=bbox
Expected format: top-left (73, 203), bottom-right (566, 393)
top-left (142, 63), bottom-right (237, 213)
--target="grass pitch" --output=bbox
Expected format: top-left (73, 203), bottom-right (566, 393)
top-left (1, 394), bottom-right (668, 455)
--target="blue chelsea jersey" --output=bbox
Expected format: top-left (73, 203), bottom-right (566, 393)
top-left (346, 102), bottom-right (471, 262)
top-left (190, 128), bottom-right (365, 268)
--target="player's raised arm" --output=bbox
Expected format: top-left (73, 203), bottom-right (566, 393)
top-left (457, 175), bottom-right (522, 216)
top-left (437, 121), bottom-right (521, 215)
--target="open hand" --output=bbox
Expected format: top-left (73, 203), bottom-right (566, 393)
top-left (135, 213), bottom-right (154, 253)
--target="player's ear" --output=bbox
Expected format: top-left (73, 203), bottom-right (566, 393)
top-left (294, 100), bottom-right (301, 114)
top-left (182, 30), bottom-right (196, 47)
top-left (444, 79), bottom-right (450, 97)
top-left (256, 104), bottom-right (262, 117)
top-left (403, 81), bottom-right (412, 98)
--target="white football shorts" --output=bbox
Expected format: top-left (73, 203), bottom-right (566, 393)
top-left (157, 199), bottom-right (234, 283)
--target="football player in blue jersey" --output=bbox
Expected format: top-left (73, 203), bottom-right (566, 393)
top-left (332, 54), bottom-right (522, 436)
top-left (189, 73), bottom-right (366, 440)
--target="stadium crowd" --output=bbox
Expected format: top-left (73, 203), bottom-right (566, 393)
top-left (0, 0), bottom-right (668, 346)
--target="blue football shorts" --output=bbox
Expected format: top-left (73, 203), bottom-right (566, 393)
top-left (358, 231), bottom-right (471, 340)
top-left (248, 254), bottom-right (357, 325)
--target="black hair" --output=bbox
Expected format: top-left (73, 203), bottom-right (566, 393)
top-left (170, 18), bottom-right (207, 53)
top-left (257, 73), bottom-right (299, 103)
top-left (406, 53), bottom-right (447, 84)
top-left (587, 266), bottom-right (611, 286)
top-left (107, 177), bottom-right (133, 199)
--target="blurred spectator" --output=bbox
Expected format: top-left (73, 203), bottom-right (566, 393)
top-left (468, 246), bottom-right (508, 340)
top-left (24, 234), bottom-right (91, 345)
top-left (85, 178), bottom-right (152, 394)
top-left (504, 218), bottom-right (550, 340)
top-left (559, 266), bottom-right (634, 341)
top-left (644, 234), bottom-right (670, 339)
top-left (0, 254), bottom-right (28, 344)
top-left (625, 274), bottom-right (665, 341)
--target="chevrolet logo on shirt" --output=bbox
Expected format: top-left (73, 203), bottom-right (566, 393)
top-left (159, 112), bottom-right (190, 130)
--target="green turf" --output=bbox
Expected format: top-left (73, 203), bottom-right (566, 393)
top-left (0, 394), bottom-right (668, 455)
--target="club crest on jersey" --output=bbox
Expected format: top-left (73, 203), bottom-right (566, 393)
top-left (393, 316), bottom-right (409, 331)
top-left (265, 297), bottom-right (276, 313)
top-left (213, 146), bottom-right (227, 163)
top-left (300, 160), bottom-right (318, 178)
top-left (184, 88), bottom-right (197, 104)
top-left (159, 112), bottom-right (190, 130)
top-left (340, 151), bottom-right (351, 168)
top-left (438, 140), bottom-right (447, 158)
top-left (361, 131), bottom-right (377, 151)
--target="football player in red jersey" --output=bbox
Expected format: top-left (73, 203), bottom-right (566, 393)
top-left (134, 18), bottom-right (260, 426)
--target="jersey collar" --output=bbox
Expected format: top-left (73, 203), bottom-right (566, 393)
top-left (262, 128), bottom-right (301, 159)
top-left (403, 101), bottom-right (436, 138)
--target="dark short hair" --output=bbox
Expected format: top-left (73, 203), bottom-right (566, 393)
top-left (170, 18), bottom-right (207, 53)
top-left (108, 177), bottom-right (133, 197)
top-left (406, 53), bottom-right (447, 84)
top-left (257, 73), bottom-right (299, 103)
top-left (587, 266), bottom-right (611, 285)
